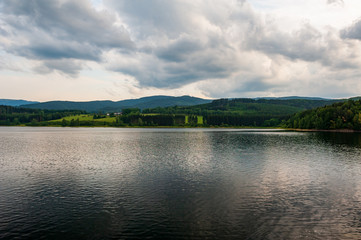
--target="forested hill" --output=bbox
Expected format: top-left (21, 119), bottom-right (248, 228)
top-left (284, 100), bottom-right (361, 130)
top-left (139, 98), bottom-right (343, 127)
top-left (22, 95), bottom-right (211, 112)
top-left (143, 98), bottom-right (341, 116)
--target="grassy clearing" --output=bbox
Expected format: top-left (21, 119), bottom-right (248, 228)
top-left (49, 113), bottom-right (203, 126)
top-left (61, 114), bottom-right (93, 121)
top-left (93, 117), bottom-right (116, 123)
top-left (50, 114), bottom-right (116, 123)
top-left (184, 115), bottom-right (203, 125)
top-left (142, 113), bottom-right (160, 116)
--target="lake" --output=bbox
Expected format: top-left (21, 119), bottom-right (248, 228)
top-left (0, 127), bottom-right (360, 239)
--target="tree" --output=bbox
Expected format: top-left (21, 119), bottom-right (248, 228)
top-left (62, 119), bottom-right (68, 127)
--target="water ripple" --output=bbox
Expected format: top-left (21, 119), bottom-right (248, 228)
top-left (0, 127), bottom-right (360, 239)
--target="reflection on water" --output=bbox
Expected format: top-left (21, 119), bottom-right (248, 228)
top-left (0, 127), bottom-right (360, 239)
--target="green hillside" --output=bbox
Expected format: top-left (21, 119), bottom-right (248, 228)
top-left (143, 98), bottom-right (341, 116)
top-left (141, 98), bottom-right (344, 127)
top-left (284, 100), bottom-right (361, 130)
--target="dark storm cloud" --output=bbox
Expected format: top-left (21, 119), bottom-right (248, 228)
top-left (105, 0), bottom-right (248, 87)
top-left (34, 59), bottom-right (84, 77)
top-left (21, 41), bottom-right (101, 61)
top-left (198, 76), bottom-right (279, 99)
top-left (249, 24), bottom-right (326, 62)
top-left (156, 38), bottom-right (205, 62)
top-left (2, 0), bottom-right (133, 48)
top-left (248, 22), bottom-right (359, 70)
top-left (110, 59), bottom-right (231, 89)
top-left (0, 0), bottom-right (133, 76)
top-left (110, 38), bottom-right (241, 89)
top-left (341, 19), bottom-right (361, 40)
top-left (105, 0), bottom-right (195, 38)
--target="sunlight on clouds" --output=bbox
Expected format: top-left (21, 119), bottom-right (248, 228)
top-left (249, 0), bottom-right (360, 30)
top-left (1, 0), bottom-right (361, 100)
top-left (90, 0), bottom-right (104, 9)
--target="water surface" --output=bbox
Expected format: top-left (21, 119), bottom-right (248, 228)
top-left (0, 127), bottom-right (360, 239)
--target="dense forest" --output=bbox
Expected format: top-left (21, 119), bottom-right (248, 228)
top-left (141, 98), bottom-right (341, 127)
top-left (284, 100), bottom-right (361, 130)
top-left (143, 98), bottom-right (340, 116)
top-left (0, 105), bottom-right (85, 126)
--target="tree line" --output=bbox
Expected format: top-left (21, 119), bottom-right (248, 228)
top-left (3, 99), bottom-right (361, 129)
top-left (0, 105), bottom-right (85, 126)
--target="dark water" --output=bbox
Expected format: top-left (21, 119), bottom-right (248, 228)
top-left (0, 127), bottom-right (360, 239)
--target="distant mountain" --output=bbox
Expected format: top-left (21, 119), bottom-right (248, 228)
top-left (254, 96), bottom-right (330, 100)
top-left (22, 95), bottom-right (212, 112)
top-left (0, 99), bottom-right (39, 106)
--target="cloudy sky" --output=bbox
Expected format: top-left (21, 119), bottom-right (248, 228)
top-left (1, 0), bottom-right (361, 101)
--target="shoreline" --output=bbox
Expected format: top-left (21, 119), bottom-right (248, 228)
top-left (289, 128), bottom-right (361, 133)
top-left (1, 125), bottom-right (360, 133)
top-left (0, 125), bottom-right (283, 130)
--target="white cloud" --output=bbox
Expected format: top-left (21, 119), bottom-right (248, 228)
top-left (1, 0), bottom-right (361, 100)
top-left (327, 0), bottom-right (344, 5)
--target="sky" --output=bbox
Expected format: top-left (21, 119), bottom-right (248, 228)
top-left (1, 0), bottom-right (361, 101)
